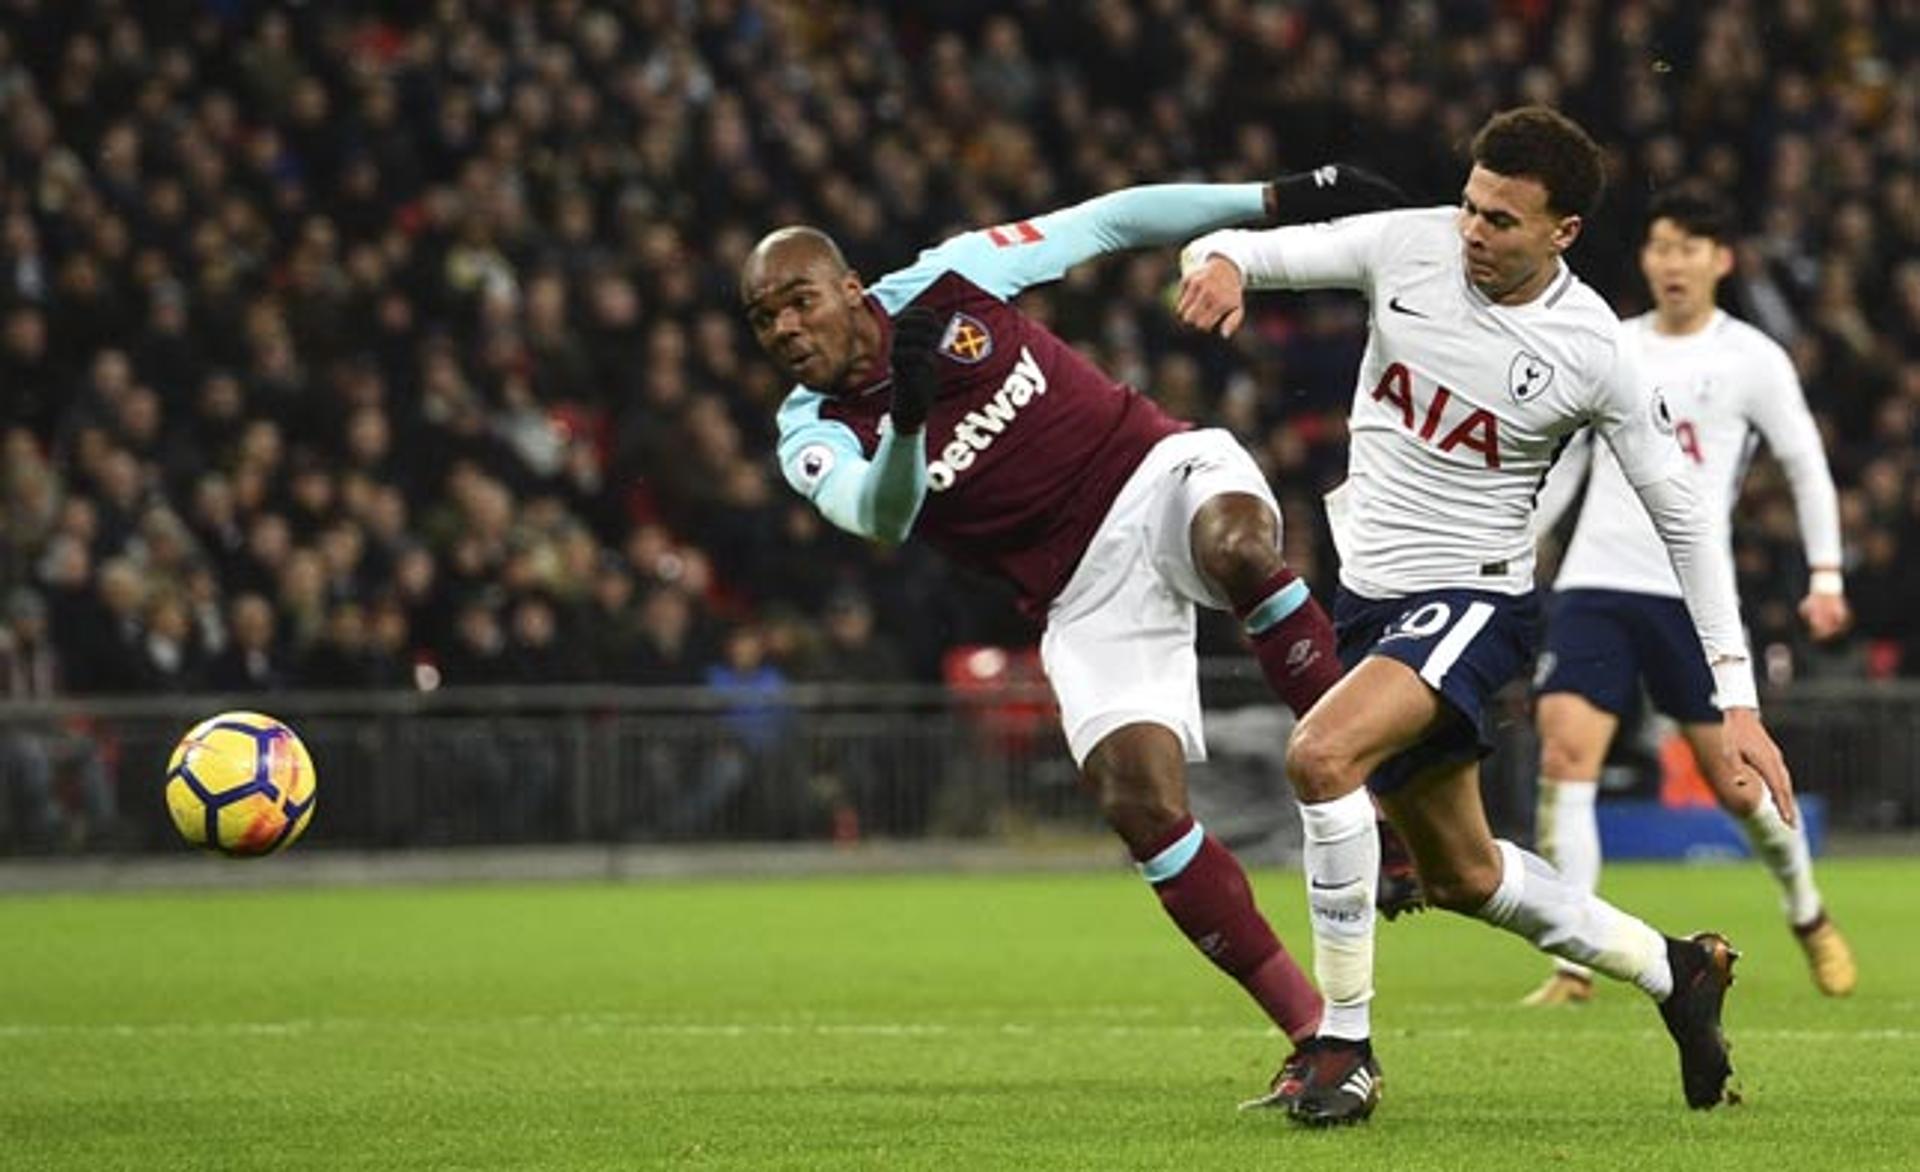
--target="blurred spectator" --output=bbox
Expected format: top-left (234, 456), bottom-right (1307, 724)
top-left (673, 620), bottom-right (794, 834)
top-left (802, 589), bottom-right (909, 684)
top-left (705, 622), bottom-right (791, 753)
top-left (504, 593), bottom-right (589, 683)
top-left (630, 584), bottom-right (709, 686)
top-left (205, 592), bottom-right (288, 693)
top-left (439, 593), bottom-right (511, 686)
top-left (82, 557), bottom-right (150, 694)
top-left (300, 601), bottom-right (378, 690)
top-left (0, 587), bottom-right (115, 848)
top-left (138, 589), bottom-right (205, 693)
top-left (576, 558), bottom-right (639, 681)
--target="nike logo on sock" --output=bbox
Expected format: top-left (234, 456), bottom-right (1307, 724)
top-left (1309, 878), bottom-right (1361, 891)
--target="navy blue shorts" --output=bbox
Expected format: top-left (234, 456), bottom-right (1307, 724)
top-left (1533, 588), bottom-right (1719, 724)
top-left (1334, 587), bottom-right (1542, 794)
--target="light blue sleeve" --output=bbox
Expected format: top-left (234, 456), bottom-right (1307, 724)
top-left (776, 389), bottom-right (927, 544)
top-left (868, 183), bottom-right (1270, 309)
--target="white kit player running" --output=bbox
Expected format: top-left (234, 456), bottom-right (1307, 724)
top-left (1176, 107), bottom-right (1795, 1124)
top-left (1524, 184), bottom-right (1855, 1007)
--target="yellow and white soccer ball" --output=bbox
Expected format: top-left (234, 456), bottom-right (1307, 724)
top-left (164, 711), bottom-right (317, 857)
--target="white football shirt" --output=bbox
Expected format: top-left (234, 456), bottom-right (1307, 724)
top-left (1548, 310), bottom-right (1841, 598)
top-left (1186, 207), bottom-right (1757, 706)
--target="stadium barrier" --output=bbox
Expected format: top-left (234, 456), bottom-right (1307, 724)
top-left (0, 671), bottom-right (1914, 857)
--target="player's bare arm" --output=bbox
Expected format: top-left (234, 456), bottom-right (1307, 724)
top-left (1616, 468), bottom-right (1799, 825)
top-left (1176, 165), bottom-right (1406, 339)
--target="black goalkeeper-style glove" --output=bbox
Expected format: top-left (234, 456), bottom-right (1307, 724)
top-left (888, 306), bottom-right (943, 433)
top-left (1268, 164), bottom-right (1409, 225)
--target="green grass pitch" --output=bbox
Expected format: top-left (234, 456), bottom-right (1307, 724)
top-left (2, 858), bottom-right (1916, 1170)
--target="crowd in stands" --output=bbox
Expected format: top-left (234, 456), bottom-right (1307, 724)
top-left (1, 0), bottom-right (1916, 708)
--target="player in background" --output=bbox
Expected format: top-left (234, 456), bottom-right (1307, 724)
top-left (1522, 184), bottom-right (1855, 1007)
top-left (741, 168), bottom-right (1404, 1095)
top-left (1177, 107), bottom-right (1793, 1123)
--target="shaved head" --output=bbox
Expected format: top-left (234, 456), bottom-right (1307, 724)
top-left (740, 226), bottom-right (849, 301)
top-left (739, 225), bottom-right (878, 392)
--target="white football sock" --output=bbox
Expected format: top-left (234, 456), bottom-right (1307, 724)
top-left (1536, 778), bottom-right (1600, 978)
top-left (1299, 788), bottom-right (1377, 1041)
top-left (1476, 839), bottom-right (1672, 1000)
top-left (1741, 789), bottom-right (1822, 927)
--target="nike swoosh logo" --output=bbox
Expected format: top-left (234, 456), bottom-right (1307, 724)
top-left (1387, 296), bottom-right (1429, 319)
top-left (1309, 878), bottom-right (1360, 891)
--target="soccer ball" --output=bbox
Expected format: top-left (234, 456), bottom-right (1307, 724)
top-left (164, 711), bottom-right (317, 857)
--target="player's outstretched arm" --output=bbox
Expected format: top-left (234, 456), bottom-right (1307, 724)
top-left (954, 168), bottom-right (1406, 306)
top-left (1174, 181), bottom-right (1404, 336)
top-left (1266, 164), bottom-right (1408, 225)
top-left (1748, 348), bottom-right (1850, 641)
top-left (1625, 469), bottom-right (1798, 825)
top-left (1597, 343), bottom-right (1798, 822)
top-left (945, 183), bottom-right (1272, 304)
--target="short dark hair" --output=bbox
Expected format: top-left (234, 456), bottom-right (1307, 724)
top-left (1645, 182), bottom-right (1738, 246)
top-left (1470, 106), bottom-right (1606, 219)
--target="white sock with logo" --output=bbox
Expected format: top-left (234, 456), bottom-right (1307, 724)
top-left (1299, 788), bottom-right (1377, 1041)
top-left (1476, 839), bottom-right (1673, 999)
top-left (1741, 789), bottom-right (1822, 926)
top-left (1536, 778), bottom-right (1600, 978)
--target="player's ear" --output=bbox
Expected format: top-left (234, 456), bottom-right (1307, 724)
top-left (1712, 243), bottom-right (1735, 280)
top-left (1551, 213), bottom-right (1583, 254)
top-left (840, 270), bottom-right (866, 305)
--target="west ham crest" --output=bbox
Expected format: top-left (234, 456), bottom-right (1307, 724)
top-left (940, 313), bottom-right (994, 365)
top-left (1508, 350), bottom-right (1555, 402)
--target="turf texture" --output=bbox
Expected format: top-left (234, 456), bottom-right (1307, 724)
top-left (2, 858), bottom-right (1915, 1170)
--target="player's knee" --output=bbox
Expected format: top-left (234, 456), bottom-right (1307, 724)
top-left (1193, 515), bottom-right (1281, 603)
top-left (1537, 735), bottom-right (1593, 782)
top-left (1284, 720), bottom-right (1352, 802)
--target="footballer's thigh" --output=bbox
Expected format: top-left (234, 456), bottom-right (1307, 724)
top-left (1293, 585), bottom-right (1539, 802)
top-left (1535, 692), bottom-right (1620, 780)
top-left (1286, 655), bottom-right (1448, 802)
top-left (1378, 758), bottom-right (1504, 912)
top-left (1532, 589), bottom-right (1646, 777)
top-left (1044, 429), bottom-right (1216, 771)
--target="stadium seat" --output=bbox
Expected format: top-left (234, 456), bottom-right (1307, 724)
top-left (941, 645), bottom-right (1056, 759)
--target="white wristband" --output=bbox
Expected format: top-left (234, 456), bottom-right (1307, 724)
top-left (1711, 657), bottom-right (1759, 711)
top-left (1809, 569), bottom-right (1844, 596)
top-left (1179, 241), bottom-right (1244, 282)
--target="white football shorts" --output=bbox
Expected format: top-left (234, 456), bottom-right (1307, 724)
top-left (1041, 428), bottom-right (1281, 767)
